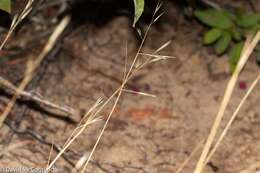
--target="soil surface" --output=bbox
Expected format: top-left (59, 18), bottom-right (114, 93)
top-left (0, 1), bottom-right (260, 173)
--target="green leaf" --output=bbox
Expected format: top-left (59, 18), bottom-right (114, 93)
top-left (0, 0), bottom-right (11, 13)
top-left (236, 13), bottom-right (260, 28)
top-left (222, 10), bottom-right (237, 21)
top-left (132, 0), bottom-right (144, 27)
top-left (203, 28), bottom-right (223, 44)
top-left (215, 32), bottom-right (231, 55)
top-left (229, 42), bottom-right (244, 72)
top-left (194, 9), bottom-right (233, 29)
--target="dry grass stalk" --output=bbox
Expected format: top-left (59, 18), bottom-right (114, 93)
top-left (175, 140), bottom-right (204, 173)
top-left (43, 2), bottom-right (176, 173)
top-left (122, 89), bottom-right (157, 98)
top-left (194, 30), bottom-right (260, 173)
top-left (79, 4), bottom-right (165, 172)
top-left (0, 15), bottom-right (71, 127)
top-left (206, 73), bottom-right (260, 163)
top-left (45, 99), bottom-right (103, 172)
top-left (0, 0), bottom-right (34, 50)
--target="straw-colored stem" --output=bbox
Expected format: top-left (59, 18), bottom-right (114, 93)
top-left (193, 30), bottom-right (260, 173)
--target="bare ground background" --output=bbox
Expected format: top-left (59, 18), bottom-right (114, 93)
top-left (0, 1), bottom-right (260, 173)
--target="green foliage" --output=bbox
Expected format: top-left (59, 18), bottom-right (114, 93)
top-left (132, 0), bottom-right (145, 27)
top-left (0, 0), bottom-right (11, 13)
top-left (229, 42), bottom-right (244, 72)
top-left (195, 9), bottom-right (233, 29)
top-left (203, 28), bottom-right (223, 44)
top-left (215, 32), bottom-right (231, 55)
top-left (236, 13), bottom-right (260, 28)
top-left (195, 9), bottom-right (260, 72)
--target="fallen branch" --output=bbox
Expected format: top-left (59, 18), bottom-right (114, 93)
top-left (0, 76), bottom-right (75, 116)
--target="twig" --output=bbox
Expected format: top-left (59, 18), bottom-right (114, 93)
top-left (6, 119), bottom-right (109, 171)
top-left (5, 120), bottom-right (75, 166)
top-left (0, 15), bottom-right (71, 128)
top-left (0, 76), bottom-right (74, 115)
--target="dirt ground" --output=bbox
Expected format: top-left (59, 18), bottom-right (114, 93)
top-left (0, 1), bottom-right (260, 173)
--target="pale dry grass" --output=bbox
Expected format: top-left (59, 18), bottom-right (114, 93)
top-left (1, 1), bottom-right (259, 173)
top-left (43, 2), bottom-right (177, 173)
top-left (194, 31), bottom-right (260, 173)
top-left (0, 0), bottom-right (34, 50)
top-left (0, 15), bottom-right (71, 127)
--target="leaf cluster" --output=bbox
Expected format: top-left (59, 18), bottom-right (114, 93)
top-left (195, 9), bottom-right (260, 72)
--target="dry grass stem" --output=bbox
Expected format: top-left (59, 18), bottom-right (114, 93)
top-left (44, 98), bottom-right (103, 173)
top-left (79, 5), bottom-right (165, 172)
top-left (154, 40), bottom-right (172, 53)
top-left (205, 73), bottom-right (260, 163)
top-left (194, 30), bottom-right (260, 173)
top-left (43, 3), bottom-right (175, 172)
top-left (175, 140), bottom-right (204, 173)
top-left (122, 89), bottom-right (157, 98)
top-left (0, 15), bottom-right (71, 127)
top-left (0, 0), bottom-right (35, 50)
